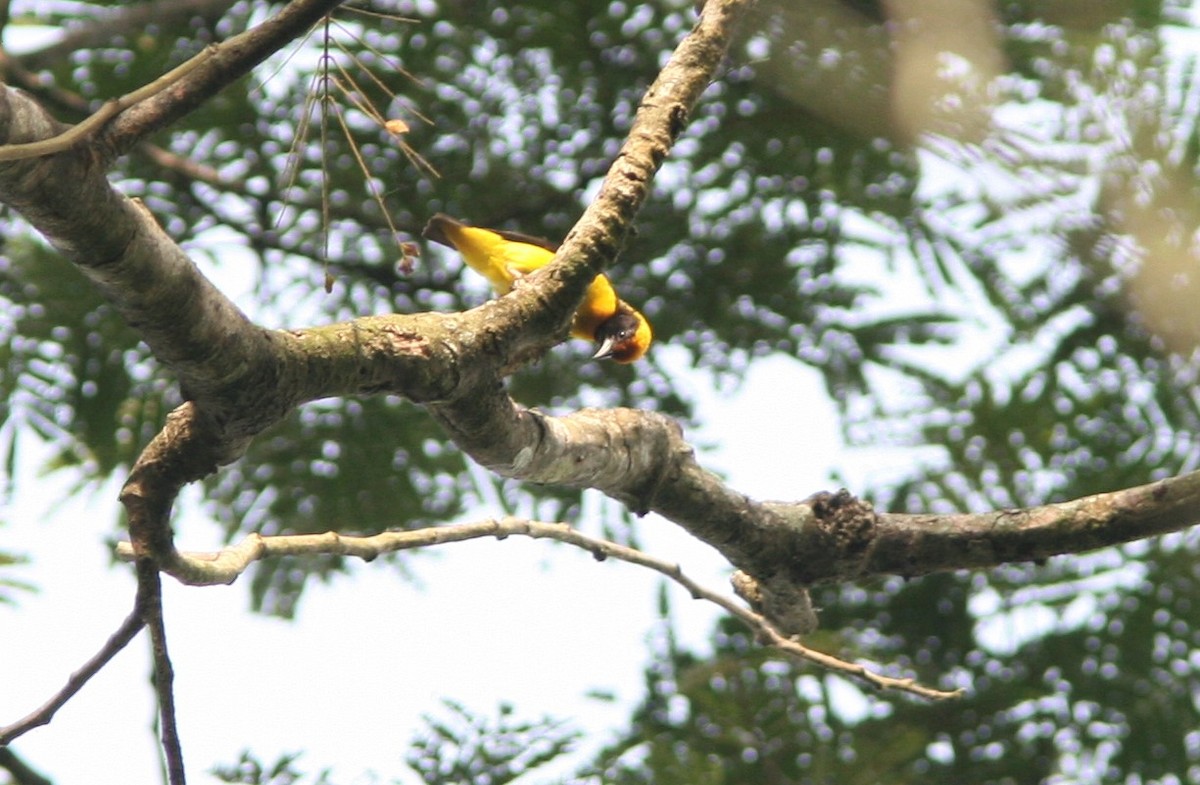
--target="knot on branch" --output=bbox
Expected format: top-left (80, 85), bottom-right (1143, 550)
top-left (797, 488), bottom-right (877, 582)
top-left (728, 491), bottom-right (878, 635)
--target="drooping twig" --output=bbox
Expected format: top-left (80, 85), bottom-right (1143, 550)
top-left (114, 518), bottom-right (961, 701)
top-left (135, 559), bottom-right (187, 785)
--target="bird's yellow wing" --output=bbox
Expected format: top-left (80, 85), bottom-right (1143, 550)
top-left (423, 214), bottom-right (554, 294)
top-left (422, 213), bottom-right (652, 362)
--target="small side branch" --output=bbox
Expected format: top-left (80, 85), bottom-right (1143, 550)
top-left (0, 44), bottom-right (218, 162)
top-left (0, 0), bottom-right (348, 164)
top-left (0, 546), bottom-right (187, 778)
top-left (0, 748), bottom-right (53, 785)
top-left (0, 594), bottom-right (146, 745)
top-left (100, 0), bottom-right (351, 158)
top-left (114, 518), bottom-right (961, 701)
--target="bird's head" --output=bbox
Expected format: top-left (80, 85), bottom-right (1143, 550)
top-left (593, 304), bottom-right (653, 364)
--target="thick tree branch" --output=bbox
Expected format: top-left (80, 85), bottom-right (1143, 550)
top-left (0, 0), bottom-right (1192, 751)
top-left (870, 473), bottom-right (1200, 577)
top-left (503, 0), bottom-right (755, 341)
top-left (430, 387), bottom-right (1200, 592)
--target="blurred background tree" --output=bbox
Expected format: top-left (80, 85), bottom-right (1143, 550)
top-left (3, 0), bottom-right (1200, 782)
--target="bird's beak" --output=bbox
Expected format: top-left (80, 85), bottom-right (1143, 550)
top-left (593, 336), bottom-right (618, 360)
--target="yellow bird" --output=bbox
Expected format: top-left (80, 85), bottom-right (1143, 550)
top-left (422, 214), bottom-right (652, 363)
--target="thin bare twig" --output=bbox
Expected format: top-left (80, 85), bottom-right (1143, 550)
top-left (0, 45), bottom-right (219, 162)
top-left (0, 0), bottom-right (350, 165)
top-left (0, 592), bottom-right (146, 745)
top-left (114, 518), bottom-right (962, 701)
top-left (0, 45), bottom-right (241, 191)
top-left (102, 0), bottom-right (350, 157)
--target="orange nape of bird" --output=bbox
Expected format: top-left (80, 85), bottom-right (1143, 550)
top-left (421, 214), bottom-right (652, 363)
